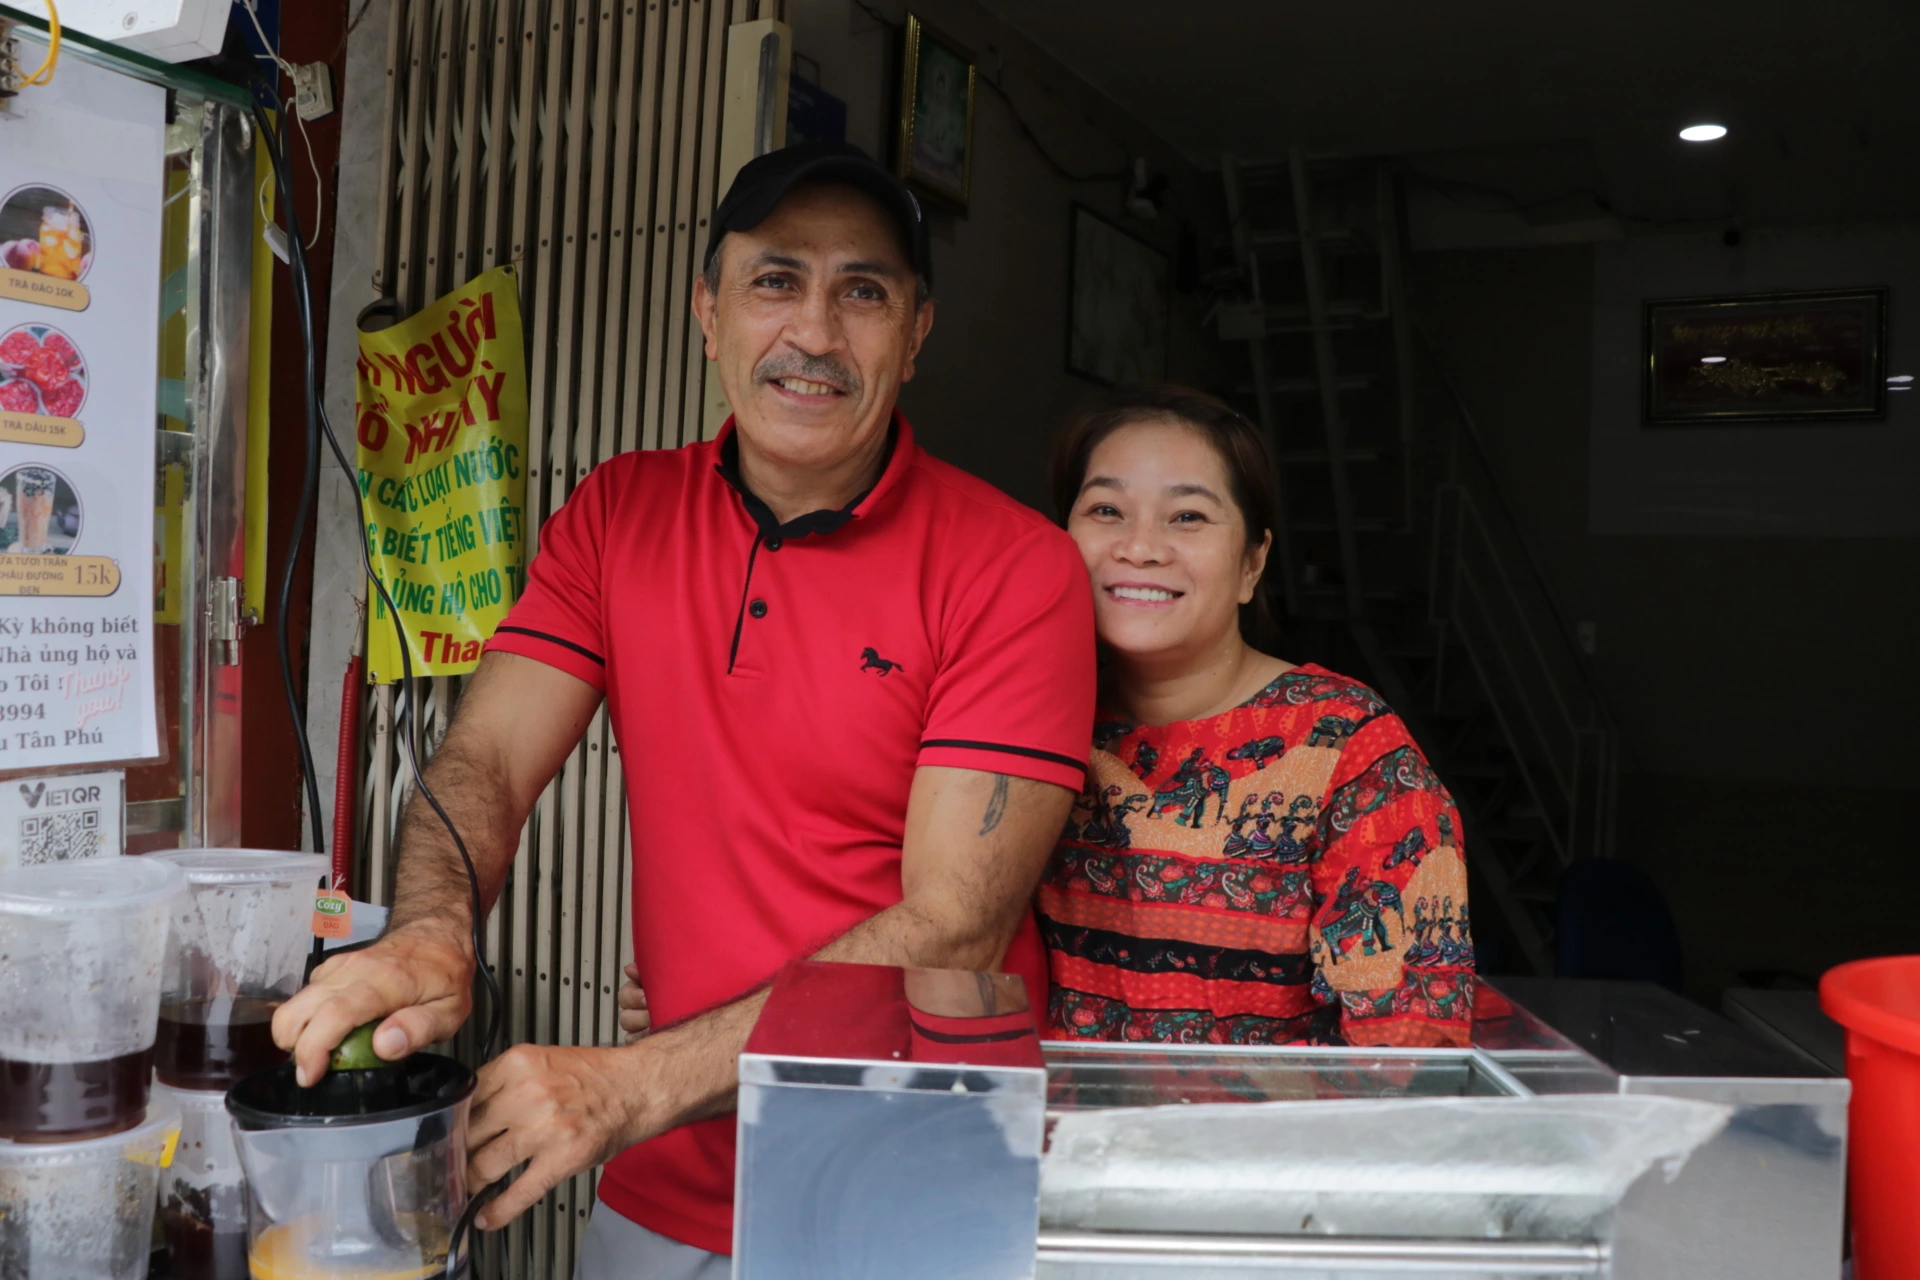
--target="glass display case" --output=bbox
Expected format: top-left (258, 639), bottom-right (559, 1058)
top-left (1035, 1039), bottom-right (1727, 1280)
top-left (732, 963), bottom-right (1735, 1280)
top-left (1045, 1042), bottom-right (1531, 1112)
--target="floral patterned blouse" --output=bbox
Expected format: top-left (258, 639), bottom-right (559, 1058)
top-left (1040, 664), bottom-right (1475, 1047)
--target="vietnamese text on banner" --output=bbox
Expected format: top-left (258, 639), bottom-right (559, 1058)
top-left (355, 267), bottom-right (528, 682)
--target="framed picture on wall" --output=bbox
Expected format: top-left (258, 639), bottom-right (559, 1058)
top-left (1643, 288), bottom-right (1889, 424)
top-left (895, 15), bottom-right (975, 212)
top-left (1066, 203), bottom-right (1171, 386)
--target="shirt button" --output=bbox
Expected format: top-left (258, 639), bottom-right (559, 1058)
top-left (749, 599), bottom-right (769, 619)
top-left (764, 536), bottom-right (783, 552)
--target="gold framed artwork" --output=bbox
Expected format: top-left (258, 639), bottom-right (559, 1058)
top-left (895, 14), bottom-right (976, 213)
top-left (1643, 288), bottom-right (1889, 424)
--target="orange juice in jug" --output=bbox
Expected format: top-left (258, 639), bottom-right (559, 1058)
top-left (246, 1215), bottom-right (449, 1280)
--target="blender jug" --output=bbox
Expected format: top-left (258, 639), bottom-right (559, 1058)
top-left (0, 857), bottom-right (186, 1140)
top-left (227, 1054), bottom-right (475, 1280)
top-left (151, 849), bottom-right (324, 1089)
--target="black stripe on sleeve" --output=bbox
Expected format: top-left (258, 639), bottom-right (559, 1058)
top-left (494, 625), bottom-right (606, 666)
top-left (907, 1016), bottom-right (1037, 1045)
top-left (920, 739), bottom-right (1087, 774)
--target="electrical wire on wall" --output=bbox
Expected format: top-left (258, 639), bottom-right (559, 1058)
top-left (249, 92), bottom-right (501, 1057)
top-left (239, 0), bottom-right (325, 249)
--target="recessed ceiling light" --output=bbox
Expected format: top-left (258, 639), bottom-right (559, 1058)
top-left (1700, 356), bottom-right (1727, 364)
top-left (1679, 123), bottom-right (1728, 142)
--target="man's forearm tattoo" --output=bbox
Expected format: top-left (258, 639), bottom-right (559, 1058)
top-left (978, 773), bottom-right (1010, 836)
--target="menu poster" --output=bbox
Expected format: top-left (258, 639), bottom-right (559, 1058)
top-left (0, 40), bottom-right (165, 772)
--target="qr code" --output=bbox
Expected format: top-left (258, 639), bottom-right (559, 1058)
top-left (19, 809), bottom-right (102, 865)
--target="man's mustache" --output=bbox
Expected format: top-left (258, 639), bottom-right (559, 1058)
top-left (753, 352), bottom-right (861, 398)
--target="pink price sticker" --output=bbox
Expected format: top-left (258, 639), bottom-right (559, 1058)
top-left (312, 891), bottom-right (353, 939)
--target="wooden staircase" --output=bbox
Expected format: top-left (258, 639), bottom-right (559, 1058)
top-left (1211, 151), bottom-right (1618, 976)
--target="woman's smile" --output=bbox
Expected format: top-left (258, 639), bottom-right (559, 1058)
top-left (1104, 581), bottom-right (1185, 606)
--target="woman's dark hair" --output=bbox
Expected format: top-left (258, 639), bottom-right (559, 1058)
top-left (1050, 383), bottom-right (1282, 642)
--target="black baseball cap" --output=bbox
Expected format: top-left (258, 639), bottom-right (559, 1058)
top-left (705, 140), bottom-right (933, 292)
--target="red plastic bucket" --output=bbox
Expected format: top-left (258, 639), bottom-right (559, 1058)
top-left (1820, 956), bottom-right (1920, 1280)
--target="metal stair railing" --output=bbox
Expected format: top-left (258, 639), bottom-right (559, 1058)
top-left (1415, 318), bottom-right (1619, 885)
top-left (1209, 155), bottom-right (1619, 972)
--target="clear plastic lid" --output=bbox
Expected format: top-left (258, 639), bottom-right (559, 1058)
top-left (151, 848), bottom-right (326, 886)
top-left (0, 856), bottom-right (186, 917)
top-left (155, 1083), bottom-right (233, 1116)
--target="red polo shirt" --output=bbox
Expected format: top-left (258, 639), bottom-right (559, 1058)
top-left (485, 414), bottom-right (1094, 1253)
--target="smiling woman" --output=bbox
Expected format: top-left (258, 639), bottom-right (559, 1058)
top-left (1040, 385), bottom-right (1477, 1047)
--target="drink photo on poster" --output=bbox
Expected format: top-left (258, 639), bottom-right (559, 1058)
top-left (0, 321), bottom-right (88, 420)
top-left (0, 184), bottom-right (94, 283)
top-left (0, 461), bottom-right (82, 555)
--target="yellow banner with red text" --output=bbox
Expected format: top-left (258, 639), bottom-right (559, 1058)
top-left (356, 267), bottom-right (527, 682)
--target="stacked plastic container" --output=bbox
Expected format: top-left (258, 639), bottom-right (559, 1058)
top-left (149, 849), bottom-right (323, 1280)
top-left (0, 857), bottom-right (186, 1279)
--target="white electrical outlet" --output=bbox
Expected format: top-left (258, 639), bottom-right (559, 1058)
top-left (292, 62), bottom-right (335, 121)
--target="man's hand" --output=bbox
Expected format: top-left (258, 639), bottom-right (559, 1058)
top-left (272, 653), bottom-right (601, 1073)
top-left (272, 923), bottom-right (475, 1087)
top-left (465, 995), bottom-right (758, 1231)
top-left (617, 963), bottom-right (651, 1041)
top-left (466, 1043), bottom-right (655, 1230)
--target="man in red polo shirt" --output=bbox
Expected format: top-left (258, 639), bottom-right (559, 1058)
top-left (274, 141), bottom-right (1094, 1276)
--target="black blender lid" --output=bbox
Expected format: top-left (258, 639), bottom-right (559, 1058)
top-left (226, 1052), bottom-right (475, 1129)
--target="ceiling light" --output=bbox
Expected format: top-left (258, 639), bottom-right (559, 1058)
top-left (1679, 124), bottom-right (1728, 143)
top-left (1888, 375), bottom-right (1914, 383)
top-left (1700, 356), bottom-right (1727, 364)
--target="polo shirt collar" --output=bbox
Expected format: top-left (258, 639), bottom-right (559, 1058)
top-left (714, 412), bottom-right (916, 540)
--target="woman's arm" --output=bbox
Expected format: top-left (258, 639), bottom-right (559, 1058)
top-left (1309, 727), bottom-right (1475, 1048)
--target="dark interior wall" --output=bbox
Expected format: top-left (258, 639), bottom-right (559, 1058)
top-left (1410, 241), bottom-right (1919, 1001)
top-left (788, 0), bottom-right (1221, 515)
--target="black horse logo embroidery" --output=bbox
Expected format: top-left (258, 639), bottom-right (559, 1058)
top-left (860, 647), bottom-right (903, 677)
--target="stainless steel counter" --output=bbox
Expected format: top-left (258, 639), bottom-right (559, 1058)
top-left (731, 963), bottom-right (1820, 1280)
top-left (1484, 978), bottom-right (1849, 1280)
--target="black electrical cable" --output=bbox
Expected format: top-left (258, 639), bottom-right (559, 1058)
top-left (265, 149), bottom-right (327, 860)
top-left (253, 82), bottom-right (505, 1279)
top-left (249, 96), bottom-right (502, 1067)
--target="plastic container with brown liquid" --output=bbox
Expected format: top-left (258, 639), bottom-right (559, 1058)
top-left (151, 849), bottom-right (324, 1091)
top-left (156, 1083), bottom-right (250, 1280)
top-left (0, 858), bottom-right (185, 1141)
top-left (0, 1094), bottom-right (180, 1279)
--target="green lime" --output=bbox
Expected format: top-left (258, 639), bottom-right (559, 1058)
top-left (329, 1020), bottom-right (387, 1072)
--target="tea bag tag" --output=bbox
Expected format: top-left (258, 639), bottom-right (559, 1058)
top-left (313, 890), bottom-right (353, 939)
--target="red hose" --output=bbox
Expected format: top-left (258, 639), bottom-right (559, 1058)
top-left (331, 655), bottom-right (363, 895)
